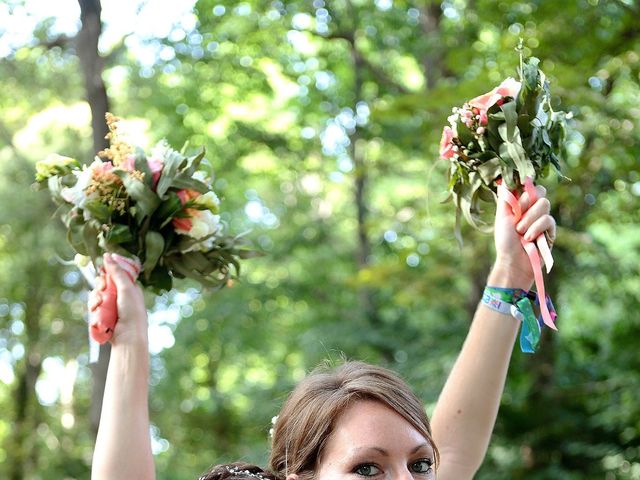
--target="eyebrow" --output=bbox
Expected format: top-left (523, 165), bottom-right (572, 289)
top-left (351, 443), bottom-right (433, 457)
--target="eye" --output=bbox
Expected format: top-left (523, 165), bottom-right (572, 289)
top-left (353, 463), bottom-right (381, 476)
top-left (410, 458), bottom-right (434, 474)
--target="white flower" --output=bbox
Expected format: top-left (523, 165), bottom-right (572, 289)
top-left (194, 191), bottom-right (220, 213)
top-left (176, 210), bottom-right (223, 252)
top-left (61, 161), bottom-right (97, 208)
top-left (35, 154), bottom-right (78, 182)
top-left (189, 211), bottom-right (220, 239)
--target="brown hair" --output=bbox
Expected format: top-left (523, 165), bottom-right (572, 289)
top-left (268, 360), bottom-right (439, 479)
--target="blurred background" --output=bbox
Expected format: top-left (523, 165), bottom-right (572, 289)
top-left (1, 0), bottom-right (639, 478)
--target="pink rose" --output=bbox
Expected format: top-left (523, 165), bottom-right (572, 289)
top-left (119, 154), bottom-right (163, 189)
top-left (95, 161), bottom-right (114, 175)
top-left (439, 126), bottom-right (456, 159)
top-left (469, 77), bottom-right (521, 125)
top-left (147, 157), bottom-right (163, 188)
top-left (494, 77), bottom-right (521, 98)
top-left (120, 154), bottom-right (136, 172)
top-left (172, 216), bottom-right (193, 232)
top-left (172, 189), bottom-right (201, 233)
top-left (176, 189), bottom-right (200, 206)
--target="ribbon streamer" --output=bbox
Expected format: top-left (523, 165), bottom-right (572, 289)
top-left (498, 177), bottom-right (557, 330)
top-left (88, 254), bottom-right (141, 344)
top-left (483, 286), bottom-right (557, 353)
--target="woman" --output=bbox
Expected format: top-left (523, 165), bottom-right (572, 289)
top-left (91, 186), bottom-right (556, 480)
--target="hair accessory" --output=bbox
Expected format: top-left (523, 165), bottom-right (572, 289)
top-left (198, 465), bottom-right (268, 480)
top-left (224, 466), bottom-right (267, 479)
top-left (482, 286), bottom-right (557, 353)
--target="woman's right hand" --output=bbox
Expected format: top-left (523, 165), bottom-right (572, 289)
top-left (90, 253), bottom-right (148, 347)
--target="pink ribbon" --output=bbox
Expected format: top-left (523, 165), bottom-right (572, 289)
top-left (88, 254), bottom-right (141, 343)
top-left (498, 177), bottom-right (557, 330)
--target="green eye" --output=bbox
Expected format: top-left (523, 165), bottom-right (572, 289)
top-left (354, 464), bottom-right (381, 476)
top-left (410, 459), bottom-right (434, 473)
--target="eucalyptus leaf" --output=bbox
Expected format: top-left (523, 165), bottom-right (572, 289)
top-left (500, 101), bottom-right (518, 141)
top-left (156, 148), bottom-right (185, 198)
top-left (170, 175), bottom-right (210, 193)
top-left (106, 223), bottom-right (134, 245)
top-left (82, 222), bottom-right (101, 260)
top-left (155, 192), bottom-right (183, 228)
top-left (134, 149), bottom-right (154, 188)
top-left (117, 172), bottom-right (160, 218)
top-left (83, 200), bottom-right (111, 223)
top-left (143, 230), bottom-right (165, 278)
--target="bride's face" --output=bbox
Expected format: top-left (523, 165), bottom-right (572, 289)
top-left (313, 400), bottom-right (436, 480)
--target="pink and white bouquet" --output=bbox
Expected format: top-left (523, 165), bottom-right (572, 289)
top-left (440, 57), bottom-right (570, 234)
top-left (36, 114), bottom-right (254, 342)
top-left (439, 56), bottom-right (570, 344)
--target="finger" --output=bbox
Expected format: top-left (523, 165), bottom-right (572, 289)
top-left (112, 253), bottom-right (141, 275)
top-left (110, 254), bottom-right (139, 283)
top-left (516, 197), bottom-right (551, 235)
top-left (88, 289), bottom-right (102, 311)
top-left (103, 253), bottom-right (137, 291)
top-left (523, 214), bottom-right (556, 243)
top-left (95, 274), bottom-right (106, 292)
top-left (496, 183), bottom-right (521, 221)
top-left (518, 184), bottom-right (546, 213)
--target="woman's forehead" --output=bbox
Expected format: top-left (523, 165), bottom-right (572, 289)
top-left (328, 399), bottom-right (430, 449)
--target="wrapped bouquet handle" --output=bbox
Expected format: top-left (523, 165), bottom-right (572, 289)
top-left (498, 176), bottom-right (557, 330)
top-left (88, 254), bottom-right (141, 344)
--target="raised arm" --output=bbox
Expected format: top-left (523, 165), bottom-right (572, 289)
top-left (91, 253), bottom-right (155, 480)
top-left (431, 186), bottom-right (556, 479)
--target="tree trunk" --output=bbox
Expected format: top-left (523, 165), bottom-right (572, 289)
top-left (77, 0), bottom-right (110, 157)
top-left (344, 5), bottom-right (382, 332)
top-left (8, 267), bottom-right (45, 480)
top-left (418, 3), bottom-right (446, 90)
top-left (76, 0), bottom-right (111, 436)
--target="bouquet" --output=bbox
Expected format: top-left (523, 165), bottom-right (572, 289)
top-left (439, 54), bottom-right (570, 350)
top-left (440, 56), bottom-right (569, 235)
top-left (36, 113), bottom-right (254, 343)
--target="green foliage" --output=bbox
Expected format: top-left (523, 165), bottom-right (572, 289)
top-left (0, 0), bottom-right (639, 479)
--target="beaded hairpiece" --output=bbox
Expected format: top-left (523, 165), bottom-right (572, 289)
top-left (198, 465), bottom-right (269, 480)
top-left (224, 466), bottom-right (268, 479)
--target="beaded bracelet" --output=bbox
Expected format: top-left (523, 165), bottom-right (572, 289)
top-left (482, 286), bottom-right (557, 353)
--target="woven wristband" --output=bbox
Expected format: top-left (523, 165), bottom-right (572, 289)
top-left (482, 286), bottom-right (557, 353)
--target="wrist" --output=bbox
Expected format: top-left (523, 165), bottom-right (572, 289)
top-left (111, 334), bottom-right (149, 357)
top-left (110, 341), bottom-right (150, 380)
top-left (488, 261), bottom-right (533, 290)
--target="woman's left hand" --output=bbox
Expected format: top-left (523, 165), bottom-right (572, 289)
top-left (491, 185), bottom-right (556, 289)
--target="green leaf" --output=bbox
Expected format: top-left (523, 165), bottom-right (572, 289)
top-left (456, 121), bottom-right (476, 147)
top-left (500, 100), bottom-right (518, 142)
top-left (106, 223), bottom-right (133, 245)
top-left (117, 172), bottom-right (161, 219)
top-left (183, 147), bottom-right (206, 172)
top-left (143, 230), bottom-right (165, 277)
top-left (134, 149), bottom-right (154, 188)
top-left (67, 220), bottom-right (88, 256)
top-left (141, 264), bottom-right (173, 292)
top-left (156, 148), bottom-right (186, 198)
top-left (83, 200), bottom-right (111, 223)
top-left (477, 157), bottom-right (502, 184)
top-left (498, 127), bottom-right (535, 182)
top-left (155, 192), bottom-right (184, 229)
top-left (82, 221), bottom-right (101, 260)
top-left (170, 175), bottom-right (210, 193)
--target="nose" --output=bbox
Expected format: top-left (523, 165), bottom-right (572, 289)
top-left (391, 468), bottom-right (415, 480)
